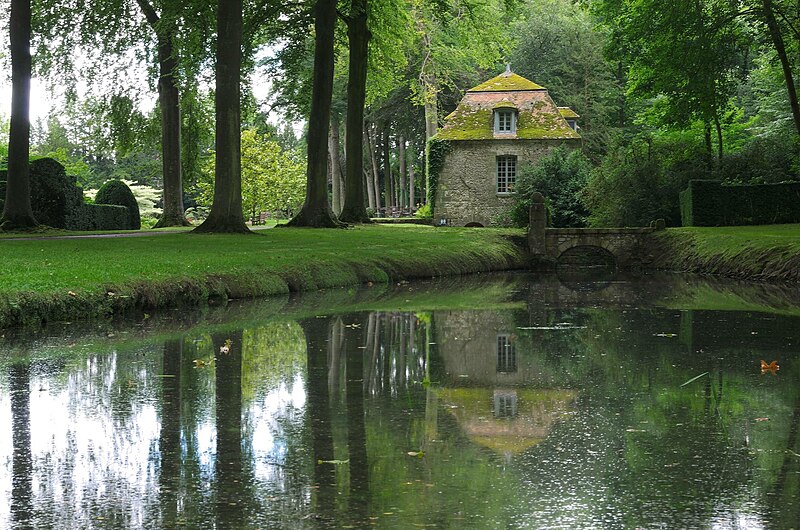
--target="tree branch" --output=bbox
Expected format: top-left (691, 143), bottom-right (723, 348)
top-left (135, 0), bottom-right (159, 27)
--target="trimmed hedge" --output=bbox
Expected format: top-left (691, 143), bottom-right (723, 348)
top-left (65, 203), bottom-right (130, 231)
top-left (95, 180), bottom-right (141, 230)
top-left (680, 179), bottom-right (800, 226)
top-left (0, 158), bottom-right (84, 227)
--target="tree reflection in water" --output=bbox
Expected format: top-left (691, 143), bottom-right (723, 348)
top-left (0, 272), bottom-right (799, 528)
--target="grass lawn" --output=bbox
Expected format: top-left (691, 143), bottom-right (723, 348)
top-left (651, 224), bottom-right (800, 282)
top-left (0, 224), bottom-right (525, 327)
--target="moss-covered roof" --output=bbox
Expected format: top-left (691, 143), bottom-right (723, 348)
top-left (468, 72), bottom-right (545, 92)
top-left (558, 107), bottom-right (580, 119)
top-left (492, 100), bottom-right (518, 110)
top-left (436, 101), bottom-right (581, 141)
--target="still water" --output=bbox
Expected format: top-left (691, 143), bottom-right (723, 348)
top-left (0, 273), bottom-right (798, 529)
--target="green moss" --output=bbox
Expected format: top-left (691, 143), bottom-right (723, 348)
top-left (436, 103), bottom-right (580, 141)
top-left (467, 73), bottom-right (545, 92)
top-left (492, 101), bottom-right (518, 110)
top-left (558, 107), bottom-right (579, 119)
top-left (516, 110), bottom-right (581, 140)
top-left (436, 107), bottom-right (494, 140)
top-left (426, 137), bottom-right (452, 209)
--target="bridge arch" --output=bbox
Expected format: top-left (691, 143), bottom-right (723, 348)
top-left (556, 244), bottom-right (617, 269)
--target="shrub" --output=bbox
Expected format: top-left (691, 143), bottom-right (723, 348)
top-left (415, 203), bottom-right (432, 219)
top-left (507, 147), bottom-right (592, 228)
top-left (65, 203), bottom-right (130, 230)
top-left (95, 180), bottom-right (141, 230)
top-left (0, 158), bottom-right (84, 228)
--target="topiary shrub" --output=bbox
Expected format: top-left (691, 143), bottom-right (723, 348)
top-left (0, 158), bottom-right (84, 227)
top-left (66, 203), bottom-right (130, 230)
top-left (95, 180), bottom-right (141, 230)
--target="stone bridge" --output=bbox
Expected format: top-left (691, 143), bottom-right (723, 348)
top-left (527, 193), bottom-right (655, 268)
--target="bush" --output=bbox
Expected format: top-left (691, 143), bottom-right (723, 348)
top-left (95, 180), bottom-right (141, 230)
top-left (507, 147), bottom-right (592, 228)
top-left (0, 158), bottom-right (84, 227)
top-left (65, 203), bottom-right (130, 230)
top-left (415, 203), bottom-right (432, 219)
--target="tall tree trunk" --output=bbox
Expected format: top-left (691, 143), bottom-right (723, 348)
top-left (409, 160), bottom-right (416, 210)
top-left (329, 118), bottom-right (344, 215)
top-left (364, 150), bottom-right (376, 212)
top-left (714, 113), bottom-right (723, 161)
top-left (194, 0), bottom-right (249, 233)
top-left (136, 0), bottom-right (190, 228)
top-left (340, 0), bottom-right (372, 223)
top-left (398, 136), bottom-right (407, 210)
top-left (2, 0), bottom-right (37, 230)
top-left (383, 130), bottom-right (394, 209)
top-left (367, 125), bottom-right (381, 213)
top-left (763, 0), bottom-right (800, 135)
top-left (287, 0), bottom-right (342, 227)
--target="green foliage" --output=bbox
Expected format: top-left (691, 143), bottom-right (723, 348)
top-left (510, 0), bottom-right (620, 156)
top-left (507, 147), bottom-right (592, 228)
top-left (65, 203), bottom-right (130, 231)
top-left (197, 129), bottom-right (306, 218)
top-left (95, 180), bottom-right (141, 230)
top-left (425, 137), bottom-right (451, 210)
top-left (415, 203), bottom-right (432, 219)
top-left (0, 158), bottom-right (84, 228)
top-left (680, 179), bottom-right (800, 227)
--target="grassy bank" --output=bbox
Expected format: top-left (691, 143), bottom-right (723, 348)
top-left (0, 225), bottom-right (526, 328)
top-left (645, 224), bottom-right (800, 282)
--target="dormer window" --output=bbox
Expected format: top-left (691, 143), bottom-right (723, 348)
top-left (494, 109), bottom-right (516, 134)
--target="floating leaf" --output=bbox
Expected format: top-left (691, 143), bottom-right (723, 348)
top-left (760, 360), bottom-right (779, 374)
top-left (317, 459), bottom-right (349, 465)
top-left (407, 451), bottom-right (425, 458)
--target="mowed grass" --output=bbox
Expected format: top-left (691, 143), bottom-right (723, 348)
top-left (0, 224), bottom-right (524, 295)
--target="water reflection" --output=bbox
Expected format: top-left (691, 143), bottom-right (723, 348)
top-left (0, 273), bottom-right (798, 528)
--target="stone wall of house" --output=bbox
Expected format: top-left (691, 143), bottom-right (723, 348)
top-left (434, 139), bottom-right (579, 227)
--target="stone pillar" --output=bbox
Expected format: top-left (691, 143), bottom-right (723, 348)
top-left (528, 192), bottom-right (546, 256)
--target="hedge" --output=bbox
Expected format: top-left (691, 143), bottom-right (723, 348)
top-left (0, 158), bottom-right (84, 227)
top-left (680, 179), bottom-right (800, 226)
top-left (65, 203), bottom-right (130, 230)
top-left (95, 180), bottom-right (141, 230)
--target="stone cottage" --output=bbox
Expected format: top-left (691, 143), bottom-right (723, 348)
top-left (430, 68), bottom-right (581, 227)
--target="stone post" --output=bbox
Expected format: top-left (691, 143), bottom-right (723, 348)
top-left (528, 192), bottom-right (546, 256)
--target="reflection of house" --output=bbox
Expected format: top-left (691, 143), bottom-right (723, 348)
top-left (432, 67), bottom-right (581, 227)
top-left (434, 310), bottom-right (539, 386)
top-left (432, 310), bottom-right (577, 456)
top-left (438, 387), bottom-right (577, 456)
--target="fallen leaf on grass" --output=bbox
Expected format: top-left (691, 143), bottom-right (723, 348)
top-left (755, 417), bottom-right (770, 422)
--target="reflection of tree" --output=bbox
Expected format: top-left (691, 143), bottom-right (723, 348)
top-left (298, 317), bottom-right (336, 523)
top-left (9, 362), bottom-right (32, 529)
top-left (768, 394), bottom-right (800, 527)
top-left (158, 339), bottom-right (182, 527)
top-left (343, 314), bottom-right (369, 522)
top-left (212, 331), bottom-right (252, 528)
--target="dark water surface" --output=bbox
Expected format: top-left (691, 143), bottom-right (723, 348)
top-left (1, 273), bottom-right (798, 529)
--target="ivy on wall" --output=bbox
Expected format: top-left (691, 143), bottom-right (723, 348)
top-left (425, 137), bottom-right (451, 212)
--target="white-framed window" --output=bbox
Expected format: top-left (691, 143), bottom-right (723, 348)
top-left (496, 156), bottom-right (517, 194)
top-left (494, 110), bottom-right (516, 134)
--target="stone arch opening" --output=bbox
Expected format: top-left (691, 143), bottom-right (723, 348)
top-left (557, 245), bottom-right (616, 270)
top-left (464, 222), bottom-right (485, 228)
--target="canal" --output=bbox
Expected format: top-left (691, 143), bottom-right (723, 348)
top-left (0, 272), bottom-right (798, 528)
